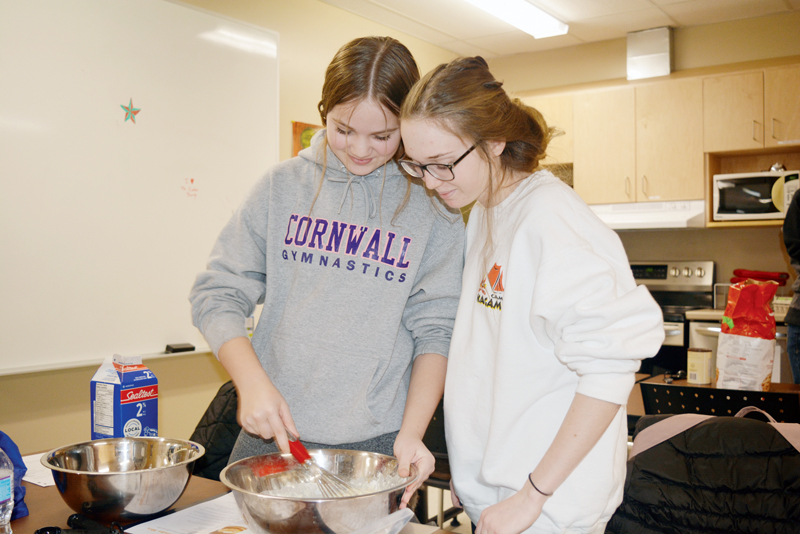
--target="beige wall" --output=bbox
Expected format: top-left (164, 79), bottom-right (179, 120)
top-left (1, 0), bottom-right (455, 455)
top-left (617, 227), bottom-right (794, 293)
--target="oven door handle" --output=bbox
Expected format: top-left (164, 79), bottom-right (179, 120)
top-left (694, 326), bottom-right (721, 337)
top-left (693, 326), bottom-right (786, 340)
top-left (664, 328), bottom-right (683, 337)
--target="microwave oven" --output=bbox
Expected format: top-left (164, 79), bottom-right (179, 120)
top-left (712, 170), bottom-right (800, 221)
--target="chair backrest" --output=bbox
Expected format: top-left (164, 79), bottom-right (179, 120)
top-left (189, 380), bottom-right (241, 481)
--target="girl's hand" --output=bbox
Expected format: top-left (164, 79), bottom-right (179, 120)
top-left (475, 484), bottom-right (546, 534)
top-left (217, 337), bottom-right (299, 453)
top-left (393, 430), bottom-right (435, 509)
top-left (237, 377), bottom-right (297, 453)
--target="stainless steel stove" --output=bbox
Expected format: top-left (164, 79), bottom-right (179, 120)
top-left (631, 261), bottom-right (715, 375)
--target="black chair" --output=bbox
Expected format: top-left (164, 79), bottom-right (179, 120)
top-left (189, 380), bottom-right (241, 481)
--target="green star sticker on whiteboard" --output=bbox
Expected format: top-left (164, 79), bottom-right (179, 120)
top-left (121, 98), bottom-right (141, 123)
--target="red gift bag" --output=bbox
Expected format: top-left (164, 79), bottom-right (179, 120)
top-left (716, 279), bottom-right (779, 391)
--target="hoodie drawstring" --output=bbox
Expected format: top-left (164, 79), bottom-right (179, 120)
top-left (328, 171), bottom-right (378, 223)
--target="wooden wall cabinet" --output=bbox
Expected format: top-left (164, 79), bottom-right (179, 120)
top-left (703, 71), bottom-right (764, 152)
top-left (521, 93), bottom-right (573, 165)
top-left (765, 64), bottom-right (800, 147)
top-left (573, 78), bottom-right (704, 205)
top-left (703, 64), bottom-right (800, 153)
top-left (635, 77), bottom-right (705, 202)
top-left (573, 87), bottom-right (636, 204)
top-left (526, 56), bottom-right (800, 219)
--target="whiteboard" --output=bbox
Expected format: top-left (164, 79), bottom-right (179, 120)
top-left (0, 0), bottom-right (278, 375)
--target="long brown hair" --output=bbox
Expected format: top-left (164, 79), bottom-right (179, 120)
top-left (312, 36), bottom-right (420, 221)
top-left (401, 56), bottom-right (556, 258)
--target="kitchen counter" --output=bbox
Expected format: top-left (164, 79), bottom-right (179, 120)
top-left (685, 308), bottom-right (786, 323)
top-left (14, 478), bottom-right (447, 534)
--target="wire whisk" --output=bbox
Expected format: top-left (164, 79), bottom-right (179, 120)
top-left (286, 429), bottom-right (357, 498)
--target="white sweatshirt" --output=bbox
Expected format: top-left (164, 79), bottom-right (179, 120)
top-left (444, 171), bottom-right (664, 533)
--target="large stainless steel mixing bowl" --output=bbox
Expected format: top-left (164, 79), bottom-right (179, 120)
top-left (220, 450), bottom-right (418, 534)
top-left (41, 437), bottom-right (205, 524)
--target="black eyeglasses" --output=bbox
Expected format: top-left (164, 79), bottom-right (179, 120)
top-left (399, 145), bottom-right (476, 181)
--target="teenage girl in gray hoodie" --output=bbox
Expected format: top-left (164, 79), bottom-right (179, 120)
top-left (189, 36), bottom-right (464, 507)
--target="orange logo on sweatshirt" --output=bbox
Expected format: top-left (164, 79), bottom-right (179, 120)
top-left (477, 263), bottom-right (504, 310)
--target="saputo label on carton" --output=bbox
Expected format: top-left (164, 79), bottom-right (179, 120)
top-left (91, 354), bottom-right (158, 439)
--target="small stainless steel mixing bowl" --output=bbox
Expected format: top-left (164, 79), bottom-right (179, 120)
top-left (220, 449), bottom-right (418, 534)
top-left (41, 437), bottom-right (205, 524)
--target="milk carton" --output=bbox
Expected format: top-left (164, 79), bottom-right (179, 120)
top-left (91, 354), bottom-right (158, 439)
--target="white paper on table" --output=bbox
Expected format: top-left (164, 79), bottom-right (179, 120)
top-left (127, 492), bottom-right (250, 534)
top-left (22, 453), bottom-right (55, 487)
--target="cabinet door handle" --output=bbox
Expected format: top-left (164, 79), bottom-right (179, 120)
top-left (642, 175), bottom-right (649, 198)
top-left (625, 176), bottom-right (632, 199)
top-left (771, 116), bottom-right (800, 143)
top-left (776, 332), bottom-right (787, 340)
top-left (753, 120), bottom-right (759, 142)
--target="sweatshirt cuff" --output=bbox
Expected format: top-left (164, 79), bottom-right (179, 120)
top-left (575, 371), bottom-right (636, 405)
top-left (202, 313), bottom-right (249, 356)
top-left (414, 341), bottom-right (451, 360)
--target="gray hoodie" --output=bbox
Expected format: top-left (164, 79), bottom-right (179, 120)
top-left (190, 130), bottom-right (465, 444)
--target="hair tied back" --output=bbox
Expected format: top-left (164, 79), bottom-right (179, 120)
top-left (456, 56), bottom-right (489, 73)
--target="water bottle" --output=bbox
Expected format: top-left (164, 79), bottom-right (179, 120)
top-left (0, 446), bottom-right (12, 534)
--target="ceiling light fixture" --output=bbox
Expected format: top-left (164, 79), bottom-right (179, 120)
top-left (462, 0), bottom-right (568, 39)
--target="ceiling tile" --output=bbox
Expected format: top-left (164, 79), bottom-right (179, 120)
top-left (531, 0), bottom-right (655, 22)
top-left (318, 0), bottom-right (457, 44)
top-left (469, 31), bottom-right (585, 55)
top-left (370, 0), bottom-right (513, 38)
top-left (660, 0), bottom-right (793, 26)
top-left (568, 7), bottom-right (676, 41)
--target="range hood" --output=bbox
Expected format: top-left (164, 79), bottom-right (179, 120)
top-left (590, 200), bottom-right (705, 230)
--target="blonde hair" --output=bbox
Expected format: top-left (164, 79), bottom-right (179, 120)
top-left (400, 56), bottom-right (555, 259)
top-left (309, 37), bottom-right (420, 223)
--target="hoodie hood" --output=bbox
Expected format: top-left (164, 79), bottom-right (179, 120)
top-left (299, 129), bottom-right (404, 223)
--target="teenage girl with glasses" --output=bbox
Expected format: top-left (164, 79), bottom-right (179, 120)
top-left (399, 57), bottom-right (664, 533)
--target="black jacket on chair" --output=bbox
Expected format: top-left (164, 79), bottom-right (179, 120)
top-left (606, 413), bottom-right (800, 534)
top-left (189, 380), bottom-right (241, 481)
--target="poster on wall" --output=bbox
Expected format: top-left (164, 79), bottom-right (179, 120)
top-left (292, 121), bottom-right (323, 156)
